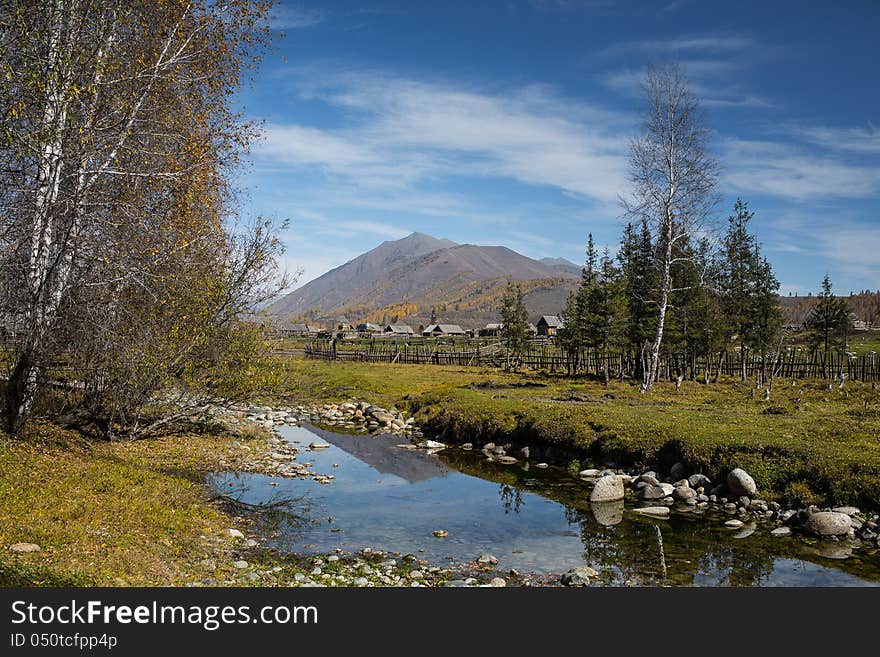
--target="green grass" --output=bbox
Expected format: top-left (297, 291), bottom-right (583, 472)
top-left (272, 356), bottom-right (880, 511)
top-left (0, 423), bottom-right (264, 586)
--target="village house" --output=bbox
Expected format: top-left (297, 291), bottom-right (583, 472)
top-left (422, 323), bottom-right (466, 337)
top-left (480, 323), bottom-right (504, 337)
top-left (356, 322), bottom-right (382, 334)
top-left (284, 322), bottom-right (318, 337)
top-left (383, 324), bottom-right (415, 337)
top-left (536, 315), bottom-right (564, 336)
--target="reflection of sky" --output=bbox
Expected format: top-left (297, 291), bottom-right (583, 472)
top-left (207, 426), bottom-right (880, 585)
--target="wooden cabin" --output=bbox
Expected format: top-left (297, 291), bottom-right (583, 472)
top-left (422, 323), bottom-right (466, 337)
top-left (536, 315), bottom-right (563, 336)
top-left (384, 324), bottom-right (415, 337)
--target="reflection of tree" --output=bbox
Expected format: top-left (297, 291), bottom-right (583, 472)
top-left (694, 543), bottom-right (774, 587)
top-left (499, 484), bottom-right (524, 514)
top-left (572, 512), bottom-right (777, 586)
top-left (439, 448), bottom-right (862, 586)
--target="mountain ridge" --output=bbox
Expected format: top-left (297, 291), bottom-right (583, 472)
top-left (267, 232), bottom-right (579, 327)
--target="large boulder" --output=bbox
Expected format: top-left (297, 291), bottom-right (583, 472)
top-left (726, 468), bottom-right (757, 497)
top-left (672, 486), bottom-right (697, 501)
top-left (590, 475), bottom-right (625, 503)
top-left (640, 483), bottom-right (674, 500)
top-left (669, 462), bottom-right (687, 481)
top-left (805, 512), bottom-right (852, 537)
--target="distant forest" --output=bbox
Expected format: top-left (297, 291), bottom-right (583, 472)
top-left (781, 291), bottom-right (880, 326)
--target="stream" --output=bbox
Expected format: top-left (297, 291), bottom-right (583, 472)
top-left (207, 424), bottom-right (880, 586)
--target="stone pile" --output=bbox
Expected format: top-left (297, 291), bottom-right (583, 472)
top-left (209, 401), bottom-right (422, 439)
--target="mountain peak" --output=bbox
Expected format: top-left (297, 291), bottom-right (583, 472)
top-left (267, 234), bottom-right (579, 323)
top-left (395, 231), bottom-right (457, 247)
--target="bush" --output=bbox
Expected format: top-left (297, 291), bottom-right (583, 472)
top-left (781, 481), bottom-right (820, 508)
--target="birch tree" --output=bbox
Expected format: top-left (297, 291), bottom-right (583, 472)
top-left (622, 64), bottom-right (719, 392)
top-left (0, 0), bottom-right (274, 432)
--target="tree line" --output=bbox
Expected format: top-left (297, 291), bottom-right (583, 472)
top-left (501, 65), bottom-right (856, 388)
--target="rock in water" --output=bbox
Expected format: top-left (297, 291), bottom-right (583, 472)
top-left (632, 507), bottom-right (670, 518)
top-left (590, 475), bottom-right (625, 502)
top-left (672, 486), bottom-right (697, 501)
top-left (726, 468), bottom-right (757, 496)
top-left (805, 512), bottom-right (852, 537)
top-left (432, 530), bottom-right (449, 538)
top-left (640, 483), bottom-right (674, 500)
top-left (476, 554), bottom-right (499, 566)
top-left (561, 566), bottom-right (598, 586)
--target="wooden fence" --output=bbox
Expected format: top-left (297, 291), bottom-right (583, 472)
top-left (296, 340), bottom-right (880, 383)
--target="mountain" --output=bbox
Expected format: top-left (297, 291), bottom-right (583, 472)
top-left (540, 257), bottom-right (583, 277)
top-left (267, 232), bottom-right (579, 327)
top-left (270, 232), bottom-right (457, 318)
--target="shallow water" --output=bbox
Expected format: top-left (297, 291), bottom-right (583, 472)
top-left (207, 425), bottom-right (880, 586)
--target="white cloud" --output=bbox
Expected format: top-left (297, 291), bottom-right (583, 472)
top-left (723, 139), bottom-right (880, 201)
top-left (335, 220), bottom-right (409, 239)
top-left (604, 35), bottom-right (757, 56)
top-left (257, 125), bottom-right (375, 167)
top-left (791, 124), bottom-right (880, 155)
top-left (255, 72), bottom-right (632, 203)
top-left (270, 4), bottom-right (325, 29)
top-left (604, 62), bottom-right (773, 109)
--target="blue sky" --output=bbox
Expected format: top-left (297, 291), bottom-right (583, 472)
top-left (236, 0), bottom-right (880, 295)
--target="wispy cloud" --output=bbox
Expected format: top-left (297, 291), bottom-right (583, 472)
top-left (255, 70), bottom-right (633, 202)
top-left (723, 139), bottom-right (880, 201)
top-left (335, 220), bottom-right (410, 240)
top-left (604, 61), bottom-right (774, 109)
top-left (789, 123), bottom-right (880, 155)
top-left (602, 35), bottom-right (758, 57)
top-left (270, 4), bottom-right (325, 30)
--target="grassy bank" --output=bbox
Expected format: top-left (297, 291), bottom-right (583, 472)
top-left (0, 420), bottom-right (498, 587)
top-left (0, 422), bottom-right (260, 586)
top-left (272, 357), bottom-right (880, 510)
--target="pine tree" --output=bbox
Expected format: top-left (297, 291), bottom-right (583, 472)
top-left (559, 233), bottom-right (600, 374)
top-left (808, 274), bottom-right (853, 375)
top-left (617, 219), bottom-right (656, 379)
top-left (593, 248), bottom-right (627, 382)
top-left (720, 199), bottom-right (782, 380)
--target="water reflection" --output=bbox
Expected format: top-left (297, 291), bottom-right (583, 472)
top-left (205, 424), bottom-right (880, 586)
